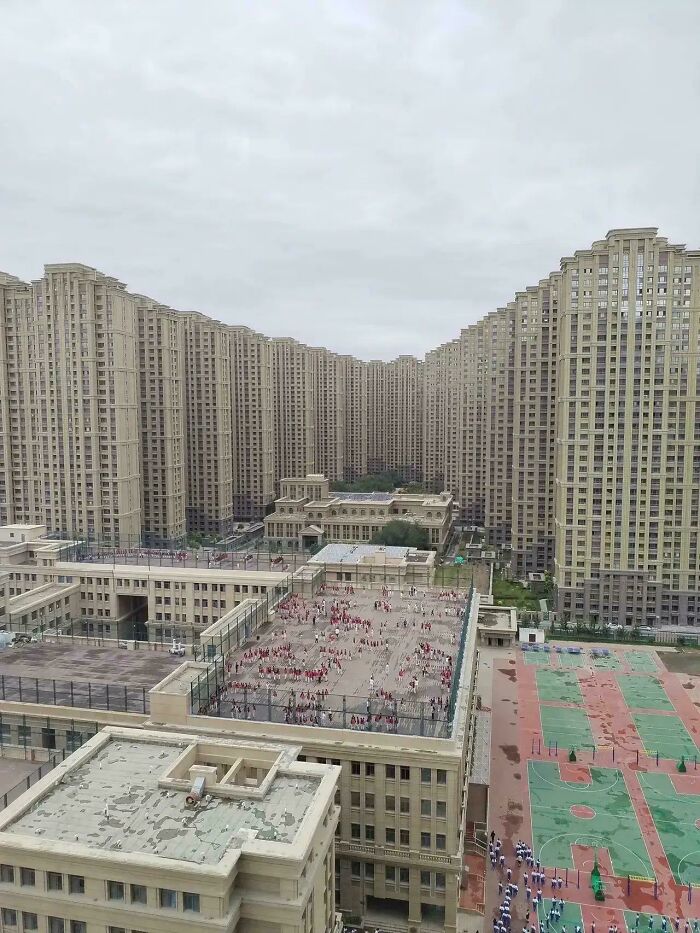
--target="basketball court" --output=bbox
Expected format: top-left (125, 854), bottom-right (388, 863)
top-left (486, 642), bottom-right (700, 933)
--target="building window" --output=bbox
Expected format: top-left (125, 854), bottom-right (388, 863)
top-left (399, 867), bottom-right (409, 885)
top-left (436, 833), bottom-right (447, 850)
top-left (366, 825), bottom-right (374, 841)
top-left (400, 766), bottom-right (410, 780)
top-left (421, 832), bottom-right (431, 848)
top-left (160, 888), bottom-right (177, 909)
top-left (107, 928), bottom-right (126, 933)
top-left (385, 764), bottom-right (395, 779)
top-left (0, 864), bottom-right (14, 883)
top-left (421, 799), bottom-right (431, 816)
top-left (183, 892), bottom-right (200, 912)
top-left (350, 791), bottom-right (360, 807)
top-left (421, 767), bottom-right (431, 783)
top-left (107, 880), bottom-right (125, 900)
top-left (68, 875), bottom-right (85, 895)
top-left (436, 769), bottom-right (447, 784)
top-left (351, 823), bottom-right (361, 839)
top-left (1, 909), bottom-right (17, 927)
top-left (386, 827), bottom-right (395, 844)
top-left (421, 870), bottom-right (431, 887)
top-left (399, 797), bottom-right (409, 813)
top-left (436, 872), bottom-right (446, 890)
top-left (20, 867), bottom-right (35, 886)
top-left (48, 920), bottom-right (64, 933)
top-left (385, 866), bottom-right (396, 883)
top-left (365, 762), bottom-right (375, 777)
top-left (70, 922), bottom-right (87, 933)
top-left (22, 915), bottom-right (38, 932)
top-left (400, 829), bottom-right (409, 846)
top-left (131, 883), bottom-right (147, 904)
top-left (351, 761), bottom-right (361, 776)
top-left (365, 792), bottom-right (374, 809)
top-left (47, 871), bottom-right (63, 891)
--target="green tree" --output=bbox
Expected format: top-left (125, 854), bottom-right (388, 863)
top-left (330, 471), bottom-right (406, 493)
top-left (372, 520), bottom-right (430, 549)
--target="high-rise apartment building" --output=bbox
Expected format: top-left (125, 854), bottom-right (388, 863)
top-left (340, 354), bottom-right (368, 481)
top-left (367, 356), bottom-right (423, 481)
top-left (270, 338), bottom-right (316, 483)
top-left (309, 347), bottom-right (345, 481)
top-left (0, 265), bottom-right (142, 544)
top-left (554, 229), bottom-right (700, 627)
top-left (136, 297), bottom-right (187, 544)
top-left (512, 276), bottom-right (559, 576)
top-left (184, 313), bottom-right (234, 537)
top-left (2, 227), bottom-right (699, 624)
top-left (229, 326), bottom-right (275, 520)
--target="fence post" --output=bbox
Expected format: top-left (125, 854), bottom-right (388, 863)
top-left (53, 680), bottom-right (57, 705)
top-left (18, 677), bottom-right (22, 703)
top-left (342, 695), bottom-right (347, 729)
top-left (88, 682), bottom-right (92, 709)
top-left (1, 674), bottom-right (4, 700)
top-left (106, 684), bottom-right (110, 711)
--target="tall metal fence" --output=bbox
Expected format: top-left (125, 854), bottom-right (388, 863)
top-left (447, 584), bottom-right (475, 727)
top-left (201, 685), bottom-right (452, 738)
top-left (0, 674), bottom-right (149, 714)
top-left (189, 567), bottom-right (325, 713)
top-left (68, 538), bottom-right (315, 573)
top-left (0, 749), bottom-right (69, 811)
top-left (189, 574), bottom-right (470, 739)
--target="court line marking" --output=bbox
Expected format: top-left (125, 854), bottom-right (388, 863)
top-left (536, 831), bottom-right (652, 877)
top-left (529, 761), bottom-right (623, 796)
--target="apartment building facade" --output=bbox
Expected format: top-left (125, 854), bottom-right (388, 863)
top-left (264, 475), bottom-right (454, 552)
top-left (554, 229), bottom-right (700, 627)
top-left (0, 727), bottom-right (341, 933)
top-left (2, 226), bottom-right (699, 623)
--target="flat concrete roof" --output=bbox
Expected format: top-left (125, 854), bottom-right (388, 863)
top-left (8, 582), bottom-right (78, 614)
top-left (5, 733), bottom-right (322, 866)
top-left (0, 642), bottom-right (183, 687)
top-left (310, 543), bottom-right (430, 565)
top-left (221, 586), bottom-right (465, 706)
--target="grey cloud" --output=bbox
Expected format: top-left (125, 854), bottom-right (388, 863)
top-left (1, 0), bottom-right (699, 358)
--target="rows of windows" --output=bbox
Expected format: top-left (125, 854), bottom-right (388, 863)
top-left (0, 866), bottom-right (200, 913)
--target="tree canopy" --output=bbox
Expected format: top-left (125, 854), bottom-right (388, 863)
top-left (371, 520), bottom-right (430, 549)
top-left (330, 471), bottom-right (405, 493)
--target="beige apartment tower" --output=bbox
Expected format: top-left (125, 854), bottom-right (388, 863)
top-left (554, 229), bottom-right (700, 627)
top-left (137, 298), bottom-right (188, 544)
top-left (3, 226), bottom-right (700, 625)
top-left (0, 265), bottom-right (142, 545)
top-left (184, 313), bottom-right (235, 537)
top-left (229, 326), bottom-right (275, 519)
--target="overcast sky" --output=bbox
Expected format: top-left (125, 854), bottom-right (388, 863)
top-left (1, 1), bottom-right (699, 360)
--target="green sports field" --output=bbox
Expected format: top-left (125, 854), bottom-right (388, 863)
top-left (540, 705), bottom-right (594, 749)
top-left (625, 651), bottom-right (659, 673)
top-left (638, 772), bottom-right (700, 885)
top-left (528, 761), bottom-right (654, 877)
top-left (524, 652), bottom-right (552, 666)
top-left (591, 653), bottom-right (622, 670)
top-left (537, 899), bottom-right (584, 933)
top-left (557, 651), bottom-right (584, 668)
top-left (536, 668), bottom-right (583, 705)
top-left (617, 674), bottom-right (674, 711)
top-left (633, 713), bottom-right (699, 760)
